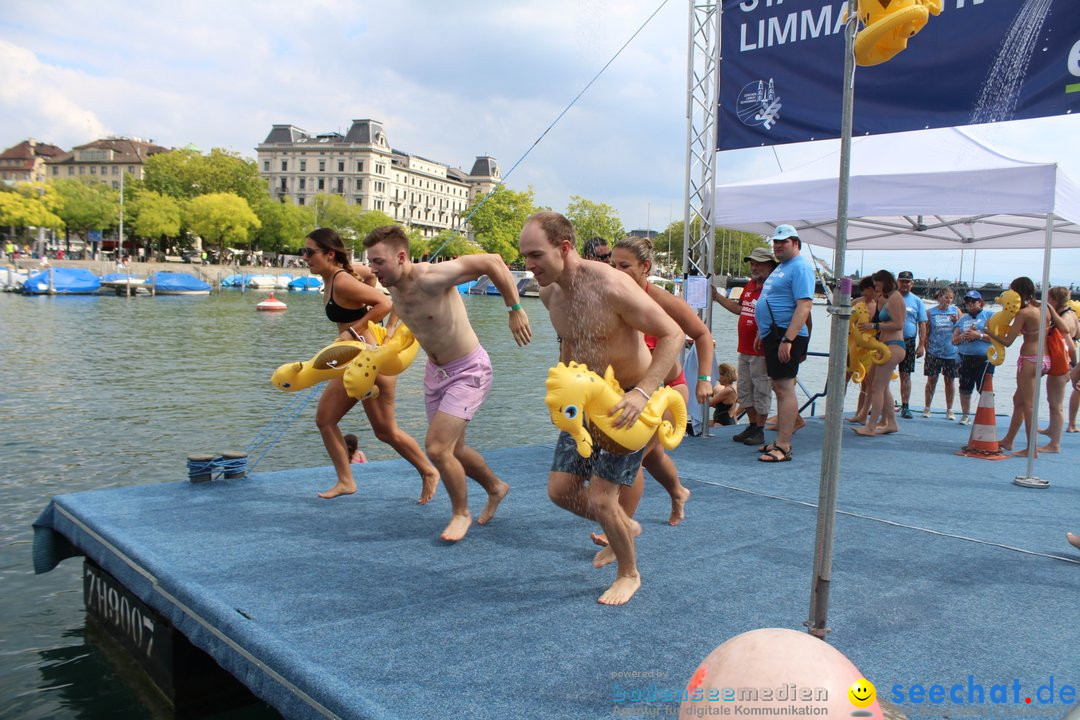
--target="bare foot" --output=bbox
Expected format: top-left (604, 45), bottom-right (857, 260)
top-left (592, 519), bottom-right (642, 568)
top-left (668, 486), bottom-right (691, 526)
top-left (1038, 426), bottom-right (1051, 437)
top-left (477, 481), bottom-right (509, 525)
top-left (440, 513), bottom-right (473, 542)
top-left (1011, 447), bottom-right (1038, 458)
top-left (998, 441), bottom-right (1013, 451)
top-left (852, 427), bottom-right (879, 437)
top-left (597, 575), bottom-right (642, 606)
top-left (317, 480), bottom-right (356, 499)
top-left (877, 423), bottom-right (899, 435)
top-left (845, 416), bottom-right (867, 425)
top-left (418, 471), bottom-right (440, 505)
top-left (1067, 532), bottom-right (1080, 550)
top-left (1038, 443), bottom-right (1060, 454)
top-left (590, 532), bottom-right (609, 547)
top-left (1067, 426), bottom-right (1080, 433)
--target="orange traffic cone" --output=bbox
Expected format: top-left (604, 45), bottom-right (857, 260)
top-left (956, 371), bottom-right (1008, 460)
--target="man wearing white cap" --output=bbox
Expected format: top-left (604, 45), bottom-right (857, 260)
top-left (753, 225), bottom-right (814, 462)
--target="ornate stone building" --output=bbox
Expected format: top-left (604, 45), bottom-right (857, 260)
top-left (256, 119), bottom-right (500, 237)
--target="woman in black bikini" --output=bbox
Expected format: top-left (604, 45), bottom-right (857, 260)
top-left (301, 228), bottom-right (439, 501)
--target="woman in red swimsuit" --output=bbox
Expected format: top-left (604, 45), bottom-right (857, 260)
top-left (601, 235), bottom-right (714, 531)
top-left (302, 228), bottom-right (439, 501)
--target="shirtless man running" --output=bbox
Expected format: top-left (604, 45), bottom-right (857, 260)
top-left (363, 225), bottom-right (532, 541)
top-left (519, 211), bottom-right (681, 606)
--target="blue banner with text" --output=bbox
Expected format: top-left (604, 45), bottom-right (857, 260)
top-left (718, 0), bottom-right (1080, 150)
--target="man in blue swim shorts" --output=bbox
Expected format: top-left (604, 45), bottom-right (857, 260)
top-left (519, 211), bottom-right (681, 606)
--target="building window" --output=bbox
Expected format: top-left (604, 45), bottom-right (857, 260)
top-left (112, 181), bottom-right (119, 189)
top-left (355, 195), bottom-right (363, 206)
top-left (281, 160), bottom-right (288, 172)
top-left (300, 160), bottom-right (307, 171)
top-left (112, 166), bottom-right (119, 175)
top-left (298, 196), bottom-right (305, 206)
top-left (356, 161), bottom-right (363, 172)
top-left (336, 178), bottom-right (344, 193)
top-left (299, 178), bottom-right (306, 190)
top-left (355, 178), bottom-right (362, 191)
top-left (52, 166), bottom-right (59, 176)
top-left (90, 166), bottom-right (97, 174)
top-left (375, 181), bottom-right (385, 192)
top-left (280, 179), bottom-right (287, 192)
top-left (317, 178), bottom-right (325, 191)
top-left (264, 161), bottom-right (270, 171)
top-left (318, 160), bottom-right (325, 172)
top-left (337, 160), bottom-right (344, 172)
top-left (68, 167), bottom-right (75, 175)
top-left (376, 163), bottom-right (385, 175)
top-left (128, 165), bottom-right (135, 174)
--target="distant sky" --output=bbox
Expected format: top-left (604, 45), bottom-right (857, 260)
top-left (2, 1), bottom-right (1078, 284)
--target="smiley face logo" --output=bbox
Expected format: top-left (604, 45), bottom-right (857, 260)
top-left (848, 678), bottom-right (876, 708)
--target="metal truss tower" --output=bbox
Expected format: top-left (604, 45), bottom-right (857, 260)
top-left (682, 1), bottom-right (720, 292)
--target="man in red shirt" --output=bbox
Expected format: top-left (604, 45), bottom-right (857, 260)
top-left (712, 247), bottom-right (778, 446)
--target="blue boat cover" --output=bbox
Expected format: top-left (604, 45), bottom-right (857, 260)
top-left (146, 272), bottom-right (211, 292)
top-left (100, 273), bottom-right (146, 283)
top-left (287, 276), bottom-right (323, 291)
top-left (22, 267), bottom-right (101, 294)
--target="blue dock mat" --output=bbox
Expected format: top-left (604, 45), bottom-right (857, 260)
top-left (33, 417), bottom-right (1080, 719)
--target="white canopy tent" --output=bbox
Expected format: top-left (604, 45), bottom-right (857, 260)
top-left (713, 127), bottom-right (1080, 250)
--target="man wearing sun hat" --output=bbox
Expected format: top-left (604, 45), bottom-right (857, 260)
top-left (753, 225), bottom-right (814, 463)
top-left (896, 270), bottom-right (929, 419)
top-left (714, 246), bottom-right (778, 447)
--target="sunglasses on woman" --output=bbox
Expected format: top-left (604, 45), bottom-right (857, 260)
top-left (298, 247), bottom-right (319, 258)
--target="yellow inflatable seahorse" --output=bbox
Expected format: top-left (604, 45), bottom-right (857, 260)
top-left (986, 290), bottom-right (1022, 366)
top-left (853, 0), bottom-right (942, 67)
top-left (847, 303), bottom-right (890, 383)
top-left (342, 323), bottom-right (418, 399)
top-left (270, 322), bottom-right (418, 399)
top-left (544, 361), bottom-right (687, 459)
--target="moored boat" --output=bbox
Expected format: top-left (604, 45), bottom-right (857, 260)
top-left (146, 271), bottom-right (212, 295)
top-left (22, 267), bottom-right (101, 295)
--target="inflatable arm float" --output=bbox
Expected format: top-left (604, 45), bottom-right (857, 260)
top-left (986, 290), bottom-right (1021, 366)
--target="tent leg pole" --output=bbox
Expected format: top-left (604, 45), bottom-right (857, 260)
top-left (806, 14), bottom-right (856, 641)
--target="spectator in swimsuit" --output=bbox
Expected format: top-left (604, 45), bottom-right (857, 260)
top-left (984, 277), bottom-right (1047, 457)
top-left (710, 363), bottom-right (738, 426)
top-left (521, 212), bottom-right (681, 605)
top-left (302, 228), bottom-right (438, 501)
top-left (853, 270), bottom-right (906, 437)
top-left (364, 224), bottom-right (532, 542)
top-left (1038, 287), bottom-right (1078, 453)
top-left (344, 433), bottom-right (367, 464)
top-left (847, 276), bottom-right (880, 424)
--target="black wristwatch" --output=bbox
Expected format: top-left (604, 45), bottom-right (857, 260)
top-left (781, 336), bottom-right (794, 344)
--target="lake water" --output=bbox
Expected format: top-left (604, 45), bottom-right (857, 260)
top-left (0, 290), bottom-right (1029, 719)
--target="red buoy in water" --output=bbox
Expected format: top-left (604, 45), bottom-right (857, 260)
top-left (256, 291), bottom-right (287, 312)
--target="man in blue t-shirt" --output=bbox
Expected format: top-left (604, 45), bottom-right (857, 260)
top-left (753, 224), bottom-right (814, 463)
top-left (951, 290), bottom-right (996, 425)
top-left (896, 270), bottom-right (929, 419)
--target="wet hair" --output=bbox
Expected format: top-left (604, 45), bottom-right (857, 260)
top-left (871, 269), bottom-right (897, 294)
top-left (1009, 276), bottom-right (1035, 303)
top-left (526, 211), bottom-right (575, 248)
top-left (344, 434), bottom-right (358, 456)
top-left (582, 236), bottom-right (610, 259)
top-left (1048, 286), bottom-right (1070, 308)
top-left (612, 236), bottom-right (654, 267)
top-left (717, 362), bottom-right (737, 383)
top-left (306, 228), bottom-right (363, 280)
top-left (363, 224), bottom-right (410, 253)
top-left (934, 286), bottom-right (955, 300)
top-left (857, 276), bottom-right (875, 292)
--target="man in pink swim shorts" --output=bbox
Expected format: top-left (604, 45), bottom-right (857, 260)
top-left (364, 224), bottom-right (532, 542)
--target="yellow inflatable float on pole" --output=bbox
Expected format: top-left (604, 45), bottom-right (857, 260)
top-left (270, 322), bottom-right (419, 399)
top-left (544, 361), bottom-right (686, 458)
top-left (853, 0), bottom-right (942, 67)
